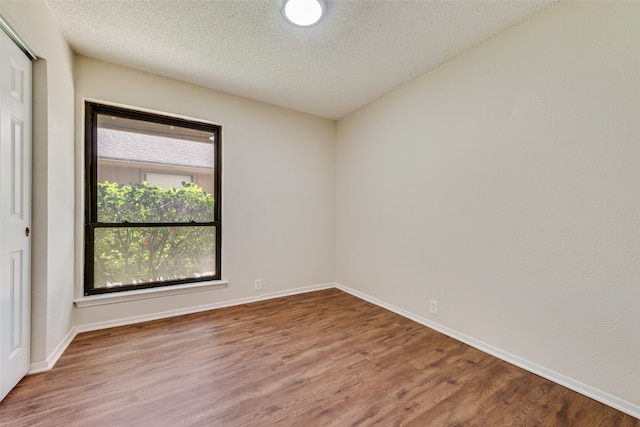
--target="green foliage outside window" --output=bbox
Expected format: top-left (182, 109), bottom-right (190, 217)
top-left (94, 181), bottom-right (216, 288)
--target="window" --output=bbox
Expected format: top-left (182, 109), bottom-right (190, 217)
top-left (145, 172), bottom-right (193, 189)
top-left (84, 102), bottom-right (221, 295)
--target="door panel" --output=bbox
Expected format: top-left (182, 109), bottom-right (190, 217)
top-left (11, 117), bottom-right (24, 218)
top-left (0, 28), bottom-right (31, 402)
top-left (9, 250), bottom-right (23, 357)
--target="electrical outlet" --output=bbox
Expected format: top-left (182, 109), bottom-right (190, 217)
top-left (254, 279), bottom-right (262, 291)
top-left (429, 299), bottom-right (439, 316)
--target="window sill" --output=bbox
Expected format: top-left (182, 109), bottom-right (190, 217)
top-left (74, 280), bottom-right (228, 308)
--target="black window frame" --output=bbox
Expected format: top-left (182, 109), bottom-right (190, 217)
top-left (84, 102), bottom-right (222, 296)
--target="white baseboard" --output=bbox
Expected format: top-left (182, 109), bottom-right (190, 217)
top-left (75, 282), bottom-right (336, 334)
top-left (25, 281), bottom-right (639, 419)
top-left (28, 326), bottom-right (77, 374)
top-left (335, 282), bottom-right (640, 420)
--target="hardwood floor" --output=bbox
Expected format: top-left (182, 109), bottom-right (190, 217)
top-left (1, 289), bottom-right (637, 426)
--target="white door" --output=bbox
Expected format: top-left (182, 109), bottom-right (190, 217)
top-left (0, 29), bottom-right (32, 402)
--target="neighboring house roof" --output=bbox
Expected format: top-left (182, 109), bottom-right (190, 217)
top-left (98, 128), bottom-right (214, 169)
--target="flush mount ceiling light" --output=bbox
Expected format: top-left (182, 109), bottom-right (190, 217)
top-left (281, 0), bottom-right (326, 27)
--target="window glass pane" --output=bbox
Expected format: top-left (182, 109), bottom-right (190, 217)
top-left (96, 113), bottom-right (215, 223)
top-left (93, 226), bottom-right (216, 289)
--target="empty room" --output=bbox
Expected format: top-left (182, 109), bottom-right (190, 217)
top-left (0, 0), bottom-right (638, 425)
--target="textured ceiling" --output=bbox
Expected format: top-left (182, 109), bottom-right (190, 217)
top-left (46, 0), bottom-right (557, 120)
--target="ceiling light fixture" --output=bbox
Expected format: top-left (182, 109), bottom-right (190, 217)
top-left (281, 0), bottom-right (326, 27)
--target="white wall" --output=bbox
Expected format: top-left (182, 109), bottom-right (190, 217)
top-left (0, 1), bottom-right (75, 369)
top-left (73, 56), bottom-right (336, 326)
top-left (337, 0), bottom-right (639, 413)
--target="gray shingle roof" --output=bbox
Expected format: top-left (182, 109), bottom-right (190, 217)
top-left (98, 128), bottom-right (214, 169)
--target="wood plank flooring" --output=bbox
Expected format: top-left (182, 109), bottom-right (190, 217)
top-left (0, 288), bottom-right (637, 426)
